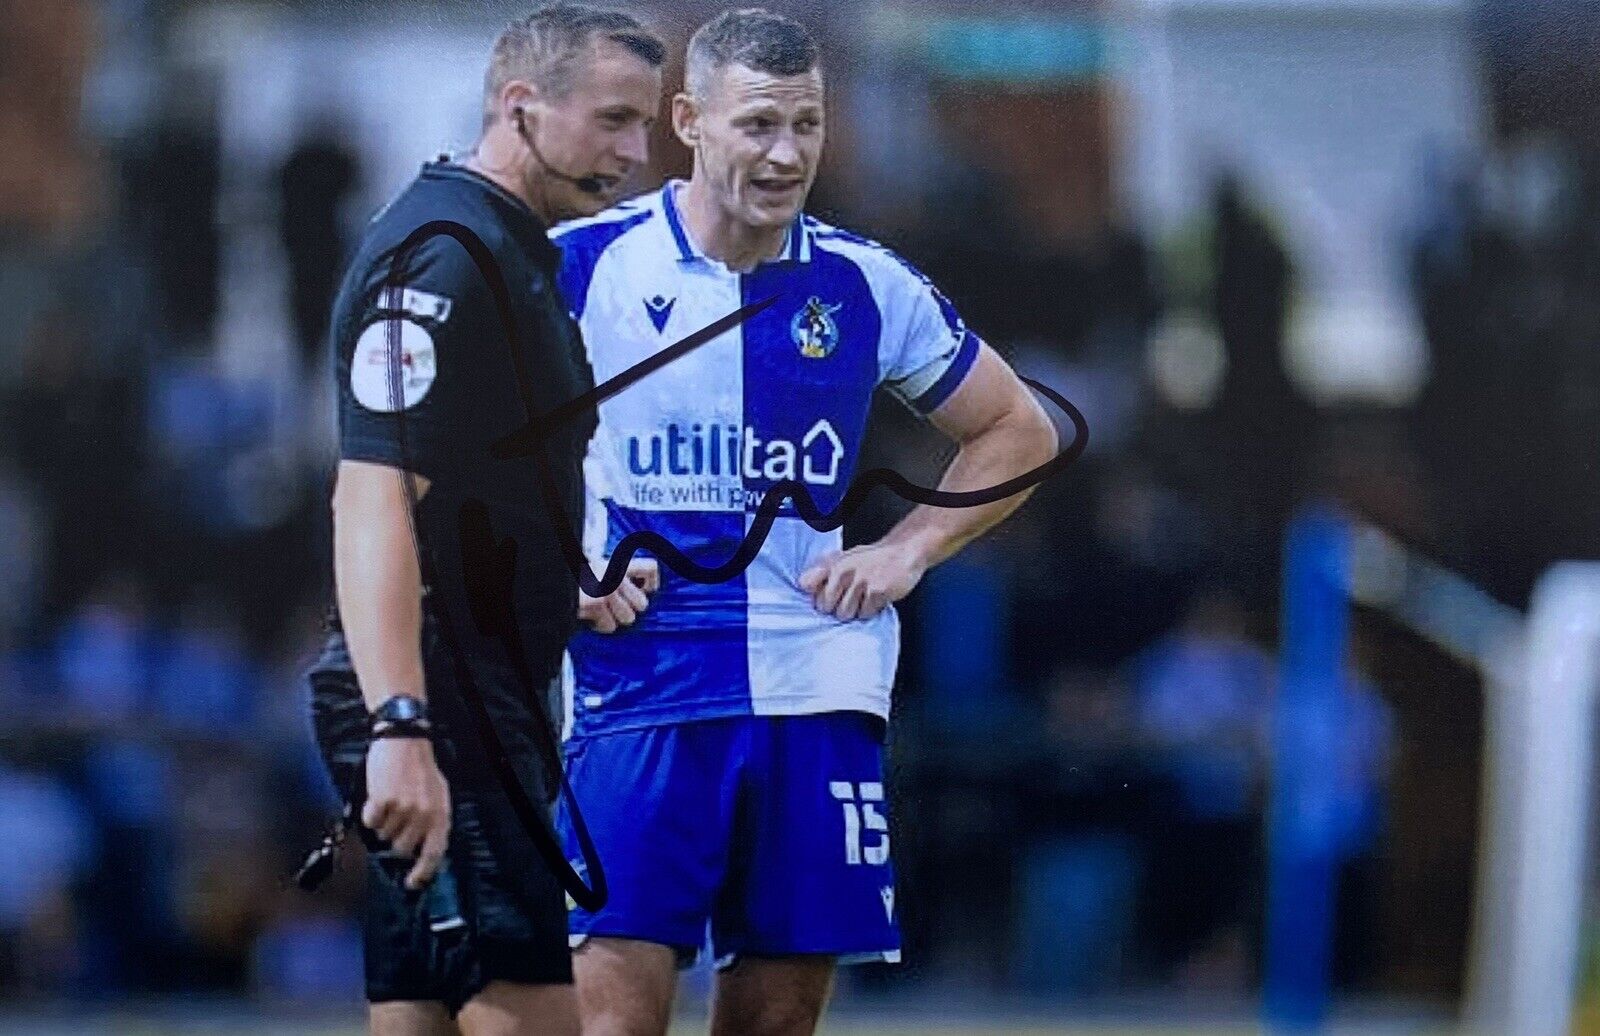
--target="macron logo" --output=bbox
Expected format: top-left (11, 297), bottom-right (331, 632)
top-left (643, 294), bottom-right (675, 334)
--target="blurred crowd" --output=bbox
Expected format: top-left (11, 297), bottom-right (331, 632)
top-left (12, 0), bottom-right (1600, 1017)
top-left (0, 109), bottom-right (364, 1002)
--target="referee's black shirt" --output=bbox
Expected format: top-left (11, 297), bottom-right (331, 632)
top-left (328, 159), bottom-right (596, 765)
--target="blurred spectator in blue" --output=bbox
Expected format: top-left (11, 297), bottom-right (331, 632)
top-left (75, 737), bottom-right (179, 995)
top-left (0, 762), bottom-right (95, 998)
top-left (913, 538), bottom-right (1020, 741)
top-left (146, 359), bottom-right (269, 535)
top-left (55, 571), bottom-right (152, 718)
top-left (1012, 667), bottom-right (1144, 997)
top-left (55, 574), bottom-right (180, 992)
top-left (252, 907), bottom-right (364, 1007)
top-left (1130, 587), bottom-right (1274, 992)
top-left (152, 591), bottom-right (259, 736)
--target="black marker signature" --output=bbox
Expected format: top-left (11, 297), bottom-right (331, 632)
top-left (490, 305), bottom-right (1088, 595)
top-left (364, 218), bottom-right (1086, 912)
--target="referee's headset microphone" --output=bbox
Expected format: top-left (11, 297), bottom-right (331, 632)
top-left (514, 106), bottom-right (606, 197)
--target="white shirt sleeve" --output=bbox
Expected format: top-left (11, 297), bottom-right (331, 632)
top-left (875, 254), bottom-right (982, 414)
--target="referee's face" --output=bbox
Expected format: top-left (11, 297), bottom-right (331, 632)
top-left (528, 39), bottom-right (662, 219)
top-left (683, 63), bottom-right (824, 231)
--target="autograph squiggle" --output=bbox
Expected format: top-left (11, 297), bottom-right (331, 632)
top-left (368, 218), bottom-right (1087, 911)
top-left (485, 297), bottom-right (1087, 597)
top-left (514, 378), bottom-right (1085, 593)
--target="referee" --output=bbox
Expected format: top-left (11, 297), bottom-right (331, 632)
top-left (306, 7), bottom-right (662, 1034)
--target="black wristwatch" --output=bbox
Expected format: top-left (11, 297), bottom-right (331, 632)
top-left (370, 695), bottom-right (433, 740)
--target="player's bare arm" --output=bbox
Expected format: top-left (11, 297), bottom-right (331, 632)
top-left (332, 458), bottom-right (450, 891)
top-left (800, 343), bottom-right (1057, 621)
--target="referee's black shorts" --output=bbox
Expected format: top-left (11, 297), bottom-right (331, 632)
top-left (307, 615), bottom-right (571, 1016)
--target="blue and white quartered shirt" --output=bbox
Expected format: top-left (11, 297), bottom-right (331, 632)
top-left (554, 181), bottom-right (980, 737)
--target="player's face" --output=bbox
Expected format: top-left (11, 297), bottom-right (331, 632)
top-left (530, 39), bottom-right (661, 219)
top-left (683, 63), bottom-right (824, 231)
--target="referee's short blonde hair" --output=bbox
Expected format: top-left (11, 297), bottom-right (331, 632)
top-left (484, 3), bottom-right (665, 127)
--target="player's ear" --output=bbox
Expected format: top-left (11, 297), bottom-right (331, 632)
top-left (671, 92), bottom-right (701, 149)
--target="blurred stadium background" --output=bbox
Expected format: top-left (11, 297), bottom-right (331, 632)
top-left (4, 0), bottom-right (1600, 1031)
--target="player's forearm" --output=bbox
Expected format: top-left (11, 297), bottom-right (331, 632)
top-left (881, 401), bottom-right (1057, 570)
top-left (333, 460), bottom-right (431, 710)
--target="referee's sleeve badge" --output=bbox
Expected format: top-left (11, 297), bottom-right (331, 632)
top-left (351, 318), bottom-right (437, 412)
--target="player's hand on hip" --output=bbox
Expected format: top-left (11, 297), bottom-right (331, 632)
top-left (363, 738), bottom-right (452, 890)
top-left (578, 557), bottom-right (659, 633)
top-left (800, 542), bottom-right (926, 621)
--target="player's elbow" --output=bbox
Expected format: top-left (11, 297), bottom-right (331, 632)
top-left (1007, 393), bottom-right (1059, 469)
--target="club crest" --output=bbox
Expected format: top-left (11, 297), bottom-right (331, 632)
top-left (791, 296), bottom-right (841, 359)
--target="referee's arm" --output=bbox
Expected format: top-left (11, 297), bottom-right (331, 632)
top-left (332, 459), bottom-right (450, 891)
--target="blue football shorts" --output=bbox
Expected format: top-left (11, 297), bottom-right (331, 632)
top-left (555, 711), bottom-right (901, 967)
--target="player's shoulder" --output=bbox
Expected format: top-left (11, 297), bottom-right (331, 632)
top-left (550, 194), bottom-right (661, 314)
top-left (806, 216), bottom-right (937, 295)
top-left (550, 194), bottom-right (657, 253)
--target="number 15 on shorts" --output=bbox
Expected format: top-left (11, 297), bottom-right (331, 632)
top-left (831, 781), bottom-right (889, 866)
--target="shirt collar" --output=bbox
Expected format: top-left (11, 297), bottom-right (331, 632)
top-left (659, 179), bottom-right (811, 266)
top-left (422, 159), bottom-right (560, 268)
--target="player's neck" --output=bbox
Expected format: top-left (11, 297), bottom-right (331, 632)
top-left (678, 179), bottom-right (786, 273)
